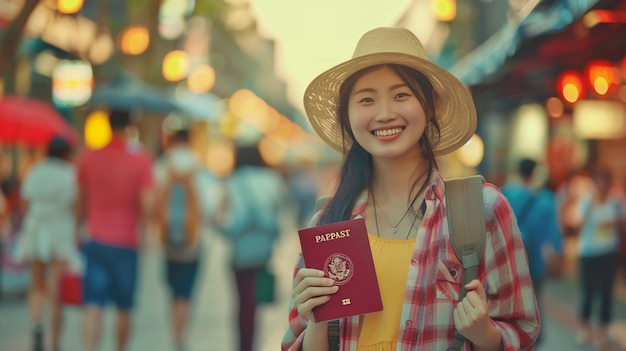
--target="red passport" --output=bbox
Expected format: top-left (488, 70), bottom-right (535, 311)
top-left (298, 218), bottom-right (383, 322)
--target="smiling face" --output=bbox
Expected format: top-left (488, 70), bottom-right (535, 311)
top-left (347, 65), bottom-right (428, 161)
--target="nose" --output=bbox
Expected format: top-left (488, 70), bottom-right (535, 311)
top-left (374, 98), bottom-right (397, 122)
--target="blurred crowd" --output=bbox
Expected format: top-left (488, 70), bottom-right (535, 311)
top-left (501, 158), bottom-right (626, 349)
top-left (0, 109), bottom-right (327, 351)
top-left (1, 109), bottom-right (626, 351)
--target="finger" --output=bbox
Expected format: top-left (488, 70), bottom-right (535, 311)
top-left (294, 268), bottom-right (326, 289)
top-left (294, 284), bottom-right (339, 304)
top-left (463, 278), bottom-right (481, 291)
top-left (464, 279), bottom-right (487, 301)
top-left (465, 290), bottom-right (487, 312)
top-left (295, 268), bottom-right (325, 283)
top-left (293, 276), bottom-right (335, 298)
top-left (296, 294), bottom-right (333, 317)
top-left (294, 285), bottom-right (339, 317)
top-left (455, 297), bottom-right (470, 319)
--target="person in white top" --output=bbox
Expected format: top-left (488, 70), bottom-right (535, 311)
top-left (0, 187), bottom-right (8, 303)
top-left (15, 136), bottom-right (81, 351)
top-left (575, 166), bottom-right (626, 348)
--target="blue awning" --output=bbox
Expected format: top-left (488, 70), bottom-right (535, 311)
top-left (449, 0), bottom-right (599, 86)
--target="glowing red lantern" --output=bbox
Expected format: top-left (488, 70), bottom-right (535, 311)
top-left (585, 60), bottom-right (621, 96)
top-left (557, 71), bottom-right (585, 104)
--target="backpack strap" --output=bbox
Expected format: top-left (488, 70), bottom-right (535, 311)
top-left (444, 175), bottom-right (486, 351)
top-left (516, 192), bottom-right (537, 227)
top-left (516, 192), bottom-right (537, 275)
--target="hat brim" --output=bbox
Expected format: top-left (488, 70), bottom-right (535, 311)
top-left (303, 52), bottom-right (477, 156)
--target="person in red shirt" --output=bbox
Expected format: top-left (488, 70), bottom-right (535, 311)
top-left (76, 109), bottom-right (154, 351)
top-left (282, 27), bottom-right (539, 351)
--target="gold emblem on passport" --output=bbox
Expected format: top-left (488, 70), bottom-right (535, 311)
top-left (324, 253), bottom-right (354, 285)
top-left (342, 298), bottom-right (351, 305)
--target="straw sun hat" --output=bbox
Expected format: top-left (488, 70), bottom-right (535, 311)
top-left (303, 27), bottom-right (477, 156)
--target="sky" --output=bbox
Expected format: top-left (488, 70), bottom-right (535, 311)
top-left (249, 0), bottom-right (414, 112)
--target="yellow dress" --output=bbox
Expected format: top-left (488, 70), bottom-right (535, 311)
top-left (357, 234), bottom-right (414, 351)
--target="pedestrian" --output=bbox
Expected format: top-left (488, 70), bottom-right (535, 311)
top-left (500, 158), bottom-right (564, 345)
top-left (0, 179), bottom-right (28, 297)
top-left (154, 126), bottom-right (205, 351)
top-left (76, 109), bottom-right (154, 351)
top-left (13, 136), bottom-right (80, 351)
top-left (281, 27), bottom-right (539, 351)
top-left (575, 165), bottom-right (625, 348)
top-left (217, 144), bottom-right (285, 351)
top-left (0, 181), bottom-right (8, 302)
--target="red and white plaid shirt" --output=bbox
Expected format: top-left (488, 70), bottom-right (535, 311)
top-left (282, 171), bottom-right (539, 351)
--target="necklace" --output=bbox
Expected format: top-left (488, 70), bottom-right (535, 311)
top-left (389, 205), bottom-right (411, 234)
top-left (373, 190), bottom-right (421, 234)
top-left (372, 191), bottom-right (424, 239)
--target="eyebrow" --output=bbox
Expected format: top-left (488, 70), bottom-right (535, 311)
top-left (352, 84), bottom-right (408, 96)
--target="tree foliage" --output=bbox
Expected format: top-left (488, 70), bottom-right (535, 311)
top-left (0, 0), bottom-right (40, 78)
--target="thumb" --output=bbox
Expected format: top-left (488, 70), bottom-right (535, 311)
top-left (465, 279), bottom-right (486, 300)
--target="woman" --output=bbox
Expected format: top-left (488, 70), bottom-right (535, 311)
top-left (218, 145), bottom-right (286, 351)
top-left (15, 136), bottom-right (80, 351)
top-left (281, 27), bottom-right (539, 351)
top-left (576, 166), bottom-right (625, 348)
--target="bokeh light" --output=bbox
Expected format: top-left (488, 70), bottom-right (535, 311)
top-left (84, 110), bottom-right (112, 149)
top-left (206, 138), bottom-right (235, 176)
top-left (546, 97), bottom-right (564, 118)
top-left (34, 50), bottom-right (59, 77)
top-left (120, 26), bottom-right (150, 56)
top-left (162, 50), bottom-right (189, 82)
top-left (57, 0), bottom-right (84, 14)
top-left (159, 17), bottom-right (186, 40)
top-left (431, 0), bottom-right (456, 22)
top-left (585, 60), bottom-right (621, 96)
top-left (259, 135), bottom-right (288, 166)
top-left (187, 65), bottom-right (216, 93)
top-left (88, 34), bottom-right (115, 65)
top-left (158, 0), bottom-right (195, 39)
top-left (52, 60), bottom-right (93, 107)
top-left (557, 71), bottom-right (585, 103)
top-left (457, 134), bottom-right (484, 168)
top-left (574, 100), bottom-right (626, 139)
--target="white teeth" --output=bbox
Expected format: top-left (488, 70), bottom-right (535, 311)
top-left (373, 127), bottom-right (403, 137)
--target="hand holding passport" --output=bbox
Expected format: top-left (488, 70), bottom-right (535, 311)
top-left (298, 218), bottom-right (383, 322)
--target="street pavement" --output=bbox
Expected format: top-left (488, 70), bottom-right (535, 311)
top-left (533, 235), bottom-right (626, 351)
top-left (2, 214), bottom-right (626, 351)
top-left (0, 210), bottom-right (302, 351)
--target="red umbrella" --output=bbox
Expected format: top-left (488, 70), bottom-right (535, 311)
top-left (0, 96), bottom-right (78, 147)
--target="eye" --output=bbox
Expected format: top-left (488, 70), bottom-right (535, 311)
top-left (358, 97), bottom-right (374, 104)
top-left (394, 92), bottom-right (411, 100)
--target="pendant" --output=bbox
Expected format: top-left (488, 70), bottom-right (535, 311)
top-left (391, 227), bottom-right (397, 234)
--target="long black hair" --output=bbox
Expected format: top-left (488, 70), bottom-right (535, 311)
top-left (319, 64), bottom-right (441, 225)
